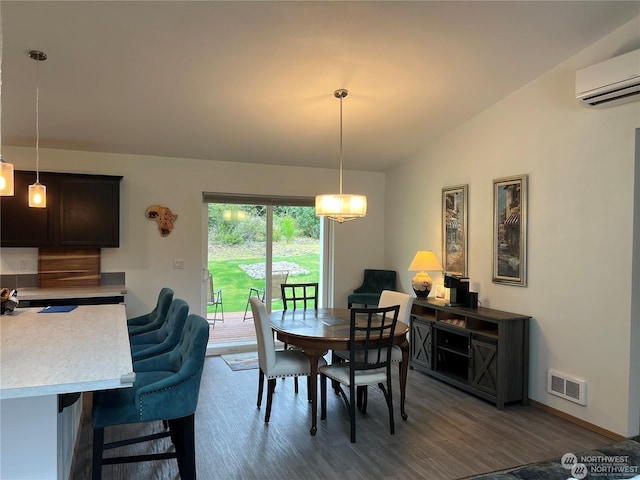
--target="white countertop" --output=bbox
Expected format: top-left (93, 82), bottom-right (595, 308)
top-left (0, 304), bottom-right (134, 399)
top-left (17, 285), bottom-right (127, 301)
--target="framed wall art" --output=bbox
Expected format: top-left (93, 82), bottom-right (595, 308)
top-left (442, 184), bottom-right (468, 276)
top-left (492, 174), bottom-right (528, 286)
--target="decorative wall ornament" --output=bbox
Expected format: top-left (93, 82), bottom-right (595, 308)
top-left (442, 184), bottom-right (468, 276)
top-left (146, 205), bottom-right (177, 237)
top-left (492, 174), bottom-right (528, 286)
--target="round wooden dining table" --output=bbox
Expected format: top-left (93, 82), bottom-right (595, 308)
top-left (269, 308), bottom-right (409, 436)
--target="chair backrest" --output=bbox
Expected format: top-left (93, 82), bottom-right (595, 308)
top-left (271, 270), bottom-right (289, 302)
top-left (250, 296), bottom-right (276, 374)
top-left (207, 271), bottom-right (218, 305)
top-left (281, 282), bottom-right (318, 310)
top-left (128, 287), bottom-right (175, 335)
top-left (378, 290), bottom-right (412, 325)
top-left (134, 314), bottom-right (210, 421)
top-left (353, 269), bottom-right (397, 294)
top-left (157, 298), bottom-right (190, 341)
top-left (349, 305), bottom-right (400, 370)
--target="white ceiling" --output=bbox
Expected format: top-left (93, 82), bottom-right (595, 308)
top-left (2, 1), bottom-right (639, 172)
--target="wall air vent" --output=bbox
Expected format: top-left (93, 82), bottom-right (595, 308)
top-left (548, 370), bottom-right (586, 405)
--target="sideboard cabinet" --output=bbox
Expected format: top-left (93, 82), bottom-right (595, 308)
top-left (0, 170), bottom-right (122, 248)
top-left (411, 298), bottom-right (530, 408)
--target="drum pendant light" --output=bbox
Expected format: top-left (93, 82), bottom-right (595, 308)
top-left (315, 89), bottom-right (367, 223)
top-left (28, 50), bottom-right (47, 208)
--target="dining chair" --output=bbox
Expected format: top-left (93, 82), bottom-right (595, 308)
top-left (281, 282), bottom-right (319, 310)
top-left (207, 270), bottom-right (224, 327)
top-left (129, 298), bottom-right (189, 361)
top-left (127, 287), bottom-right (174, 335)
top-left (335, 289), bottom-right (413, 420)
top-left (249, 296), bottom-right (327, 423)
top-left (280, 282), bottom-right (319, 393)
top-left (319, 304), bottom-right (400, 443)
top-left (91, 313), bottom-right (209, 480)
top-left (242, 270), bottom-right (289, 321)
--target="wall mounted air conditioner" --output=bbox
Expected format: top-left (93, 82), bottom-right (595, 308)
top-left (575, 49), bottom-right (640, 108)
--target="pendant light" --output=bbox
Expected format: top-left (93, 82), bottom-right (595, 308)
top-left (0, 12), bottom-right (14, 196)
top-left (315, 89), bottom-right (367, 223)
top-left (28, 50), bottom-right (46, 208)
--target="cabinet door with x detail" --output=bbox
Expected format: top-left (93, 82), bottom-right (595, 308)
top-left (470, 336), bottom-right (498, 396)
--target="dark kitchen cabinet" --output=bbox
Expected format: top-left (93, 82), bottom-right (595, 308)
top-left (0, 170), bottom-right (122, 248)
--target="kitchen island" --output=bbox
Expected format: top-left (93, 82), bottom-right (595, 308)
top-left (0, 304), bottom-right (134, 479)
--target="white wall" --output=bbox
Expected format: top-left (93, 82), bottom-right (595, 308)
top-left (386, 17), bottom-right (640, 437)
top-left (0, 148), bottom-right (385, 316)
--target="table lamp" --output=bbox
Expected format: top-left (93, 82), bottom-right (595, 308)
top-left (408, 251), bottom-right (443, 299)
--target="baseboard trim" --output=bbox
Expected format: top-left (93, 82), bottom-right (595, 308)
top-left (529, 399), bottom-right (625, 441)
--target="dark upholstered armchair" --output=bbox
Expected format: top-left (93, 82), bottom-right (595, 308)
top-left (347, 269), bottom-right (397, 307)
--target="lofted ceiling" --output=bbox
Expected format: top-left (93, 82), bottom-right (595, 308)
top-left (1, 1), bottom-right (639, 172)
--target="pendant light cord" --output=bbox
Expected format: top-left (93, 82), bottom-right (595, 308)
top-left (35, 58), bottom-right (40, 184)
top-left (338, 93), bottom-right (343, 196)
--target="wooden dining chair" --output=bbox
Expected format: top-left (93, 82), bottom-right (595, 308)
top-left (335, 289), bottom-right (413, 420)
top-left (281, 282), bottom-right (319, 311)
top-left (249, 296), bottom-right (327, 423)
top-left (280, 282), bottom-right (319, 393)
top-left (319, 304), bottom-right (400, 443)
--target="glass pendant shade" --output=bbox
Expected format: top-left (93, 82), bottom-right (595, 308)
top-left (315, 193), bottom-right (367, 223)
top-left (0, 159), bottom-right (14, 196)
top-left (315, 88), bottom-right (367, 224)
top-left (28, 182), bottom-right (46, 208)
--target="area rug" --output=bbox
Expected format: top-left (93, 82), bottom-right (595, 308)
top-left (221, 352), bottom-right (260, 371)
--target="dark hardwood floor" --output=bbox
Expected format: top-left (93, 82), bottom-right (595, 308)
top-left (71, 355), bottom-right (613, 480)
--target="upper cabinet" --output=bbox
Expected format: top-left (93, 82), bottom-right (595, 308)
top-left (0, 171), bottom-right (122, 248)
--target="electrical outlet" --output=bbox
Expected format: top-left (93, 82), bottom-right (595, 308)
top-left (20, 260), bottom-right (30, 272)
top-left (173, 258), bottom-right (184, 269)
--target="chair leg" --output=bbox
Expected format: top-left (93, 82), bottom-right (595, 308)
top-left (349, 383), bottom-right (357, 443)
top-left (320, 374), bottom-right (327, 420)
top-left (169, 415), bottom-right (196, 480)
top-left (257, 369), bottom-right (265, 407)
top-left (265, 378), bottom-right (276, 423)
top-left (357, 386), bottom-right (368, 414)
top-left (92, 427), bottom-right (105, 480)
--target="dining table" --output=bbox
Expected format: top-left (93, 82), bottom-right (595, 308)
top-left (269, 307), bottom-right (410, 436)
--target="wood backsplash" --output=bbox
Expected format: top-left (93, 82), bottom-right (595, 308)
top-left (38, 248), bottom-right (101, 288)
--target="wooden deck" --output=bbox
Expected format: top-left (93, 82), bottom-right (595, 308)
top-left (206, 310), bottom-right (259, 355)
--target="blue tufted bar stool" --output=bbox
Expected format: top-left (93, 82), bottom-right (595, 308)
top-left (91, 313), bottom-right (209, 480)
top-left (127, 287), bottom-right (174, 335)
top-left (129, 298), bottom-right (189, 362)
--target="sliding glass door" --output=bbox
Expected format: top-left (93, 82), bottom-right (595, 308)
top-left (204, 194), bottom-right (323, 350)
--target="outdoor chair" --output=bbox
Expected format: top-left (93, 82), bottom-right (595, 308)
top-left (319, 304), bottom-right (400, 443)
top-left (347, 269), bottom-right (397, 308)
top-left (207, 271), bottom-right (224, 327)
top-left (243, 270), bottom-right (289, 321)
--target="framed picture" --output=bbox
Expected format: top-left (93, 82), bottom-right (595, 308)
top-left (492, 174), bottom-right (528, 286)
top-left (442, 184), bottom-right (468, 276)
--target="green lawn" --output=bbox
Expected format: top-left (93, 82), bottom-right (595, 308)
top-left (207, 254), bottom-right (320, 313)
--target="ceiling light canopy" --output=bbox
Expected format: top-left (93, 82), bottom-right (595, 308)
top-left (315, 89), bottom-right (367, 223)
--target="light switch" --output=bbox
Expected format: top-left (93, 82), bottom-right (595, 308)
top-left (173, 258), bottom-right (184, 269)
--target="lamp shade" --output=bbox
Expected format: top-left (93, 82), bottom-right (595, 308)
top-left (315, 193), bottom-right (367, 223)
top-left (408, 251), bottom-right (443, 272)
top-left (28, 182), bottom-right (46, 208)
top-left (0, 159), bottom-right (15, 196)
top-left (408, 251), bottom-right (443, 300)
